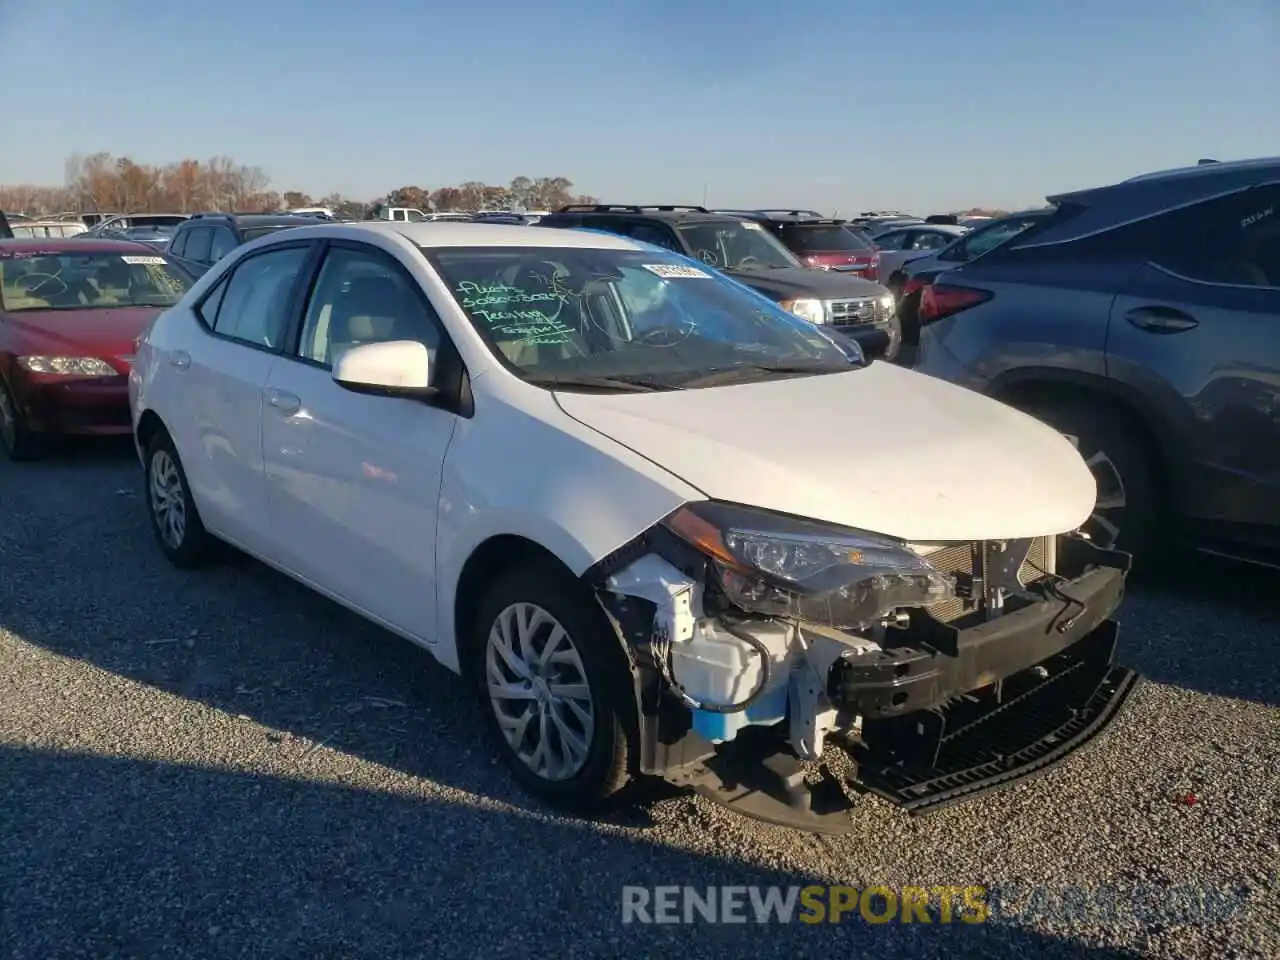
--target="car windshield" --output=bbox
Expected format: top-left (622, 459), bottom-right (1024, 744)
top-left (675, 220), bottom-right (798, 270)
top-left (0, 250), bottom-right (192, 312)
top-left (426, 246), bottom-right (857, 390)
top-left (778, 224), bottom-right (876, 253)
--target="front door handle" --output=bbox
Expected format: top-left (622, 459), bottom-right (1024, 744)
top-left (1124, 306), bottom-right (1199, 334)
top-left (265, 388), bottom-right (302, 416)
top-left (169, 350), bottom-right (191, 369)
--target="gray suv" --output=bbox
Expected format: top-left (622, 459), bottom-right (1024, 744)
top-left (914, 157), bottom-right (1280, 566)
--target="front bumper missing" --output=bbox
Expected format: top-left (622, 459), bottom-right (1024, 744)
top-left (594, 540), bottom-right (1139, 834)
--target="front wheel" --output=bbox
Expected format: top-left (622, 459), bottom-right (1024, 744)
top-left (470, 559), bottom-right (636, 812)
top-left (145, 429), bottom-right (218, 567)
top-left (0, 380), bottom-right (44, 461)
top-left (1019, 401), bottom-right (1160, 558)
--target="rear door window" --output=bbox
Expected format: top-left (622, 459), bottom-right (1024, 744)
top-left (873, 230), bottom-right (908, 250)
top-left (184, 227), bottom-right (213, 264)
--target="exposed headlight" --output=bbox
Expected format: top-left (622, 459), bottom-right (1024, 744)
top-left (662, 501), bottom-right (955, 629)
top-left (780, 298), bottom-right (828, 325)
top-left (17, 356), bottom-right (117, 377)
top-left (879, 294), bottom-right (896, 311)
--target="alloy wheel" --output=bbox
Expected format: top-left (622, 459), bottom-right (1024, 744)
top-left (1064, 434), bottom-right (1127, 549)
top-left (485, 602), bottom-right (595, 782)
top-left (149, 448), bottom-right (187, 549)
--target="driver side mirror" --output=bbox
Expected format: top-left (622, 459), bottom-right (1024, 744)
top-left (332, 340), bottom-right (436, 400)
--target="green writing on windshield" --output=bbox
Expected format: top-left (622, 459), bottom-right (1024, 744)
top-left (456, 280), bottom-right (561, 310)
top-left (490, 317), bottom-right (576, 345)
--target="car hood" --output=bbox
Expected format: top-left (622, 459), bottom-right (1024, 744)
top-left (4, 307), bottom-right (162, 366)
top-left (725, 265), bottom-right (887, 300)
top-left (554, 362), bottom-right (1097, 542)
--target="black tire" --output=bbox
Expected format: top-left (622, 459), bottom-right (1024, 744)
top-left (468, 558), bottom-right (635, 812)
top-left (1018, 400), bottom-right (1161, 558)
top-left (144, 428), bottom-right (218, 568)
top-left (897, 289), bottom-right (923, 347)
top-left (0, 379), bottom-right (44, 462)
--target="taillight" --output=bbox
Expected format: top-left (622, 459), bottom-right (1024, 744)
top-left (903, 276), bottom-right (925, 298)
top-left (867, 252), bottom-right (880, 282)
top-left (918, 284), bottom-right (992, 325)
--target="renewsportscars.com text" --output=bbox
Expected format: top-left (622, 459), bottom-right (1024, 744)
top-left (622, 885), bottom-right (988, 925)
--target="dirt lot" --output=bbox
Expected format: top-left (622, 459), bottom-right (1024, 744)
top-left (1, 441), bottom-right (1277, 959)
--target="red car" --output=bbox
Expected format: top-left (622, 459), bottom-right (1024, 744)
top-left (733, 212), bottom-right (883, 280)
top-left (0, 238), bottom-right (193, 460)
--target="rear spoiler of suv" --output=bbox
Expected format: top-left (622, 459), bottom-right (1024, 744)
top-left (0, 210), bottom-right (12, 239)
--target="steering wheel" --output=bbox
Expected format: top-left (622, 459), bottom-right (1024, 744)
top-left (635, 323), bottom-right (695, 348)
top-left (14, 273), bottom-right (68, 296)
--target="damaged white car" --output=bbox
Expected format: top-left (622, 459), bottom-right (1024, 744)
top-left (129, 220), bottom-right (1138, 832)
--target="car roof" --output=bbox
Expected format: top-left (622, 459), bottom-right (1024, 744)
top-left (0, 238), bottom-right (162, 255)
top-left (270, 220), bottom-right (645, 250)
top-left (1023, 156), bottom-right (1280, 249)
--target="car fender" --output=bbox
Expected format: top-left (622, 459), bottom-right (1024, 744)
top-left (431, 378), bottom-right (702, 673)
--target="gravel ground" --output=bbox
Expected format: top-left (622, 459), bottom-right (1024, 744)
top-left (1, 440), bottom-right (1277, 960)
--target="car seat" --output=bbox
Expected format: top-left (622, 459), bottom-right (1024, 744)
top-left (326, 275), bottom-right (411, 364)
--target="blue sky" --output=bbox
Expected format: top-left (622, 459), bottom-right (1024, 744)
top-left (1, 0), bottom-right (1276, 211)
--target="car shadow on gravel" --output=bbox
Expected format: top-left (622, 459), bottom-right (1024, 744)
top-left (1120, 554), bottom-right (1280, 708)
top-left (0, 745), bottom-right (1147, 960)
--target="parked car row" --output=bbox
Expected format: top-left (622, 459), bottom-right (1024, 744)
top-left (117, 214), bottom-right (1138, 833)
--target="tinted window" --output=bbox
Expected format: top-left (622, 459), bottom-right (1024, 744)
top-left (242, 224), bottom-right (299, 242)
top-left (911, 231), bottom-right (952, 250)
top-left (212, 246), bottom-right (309, 348)
top-left (873, 231), bottom-right (908, 250)
top-left (952, 215), bottom-right (1046, 261)
top-left (624, 222), bottom-right (682, 252)
top-left (209, 227), bottom-right (238, 261)
top-left (296, 245), bottom-right (441, 367)
top-left (778, 225), bottom-right (875, 253)
top-left (184, 227), bottom-right (213, 263)
top-left (169, 229), bottom-right (188, 258)
top-left (1149, 185), bottom-right (1280, 288)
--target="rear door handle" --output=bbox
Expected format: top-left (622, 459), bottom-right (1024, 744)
top-left (1124, 306), bottom-right (1199, 334)
top-left (169, 350), bottom-right (191, 369)
top-left (265, 388), bottom-right (302, 416)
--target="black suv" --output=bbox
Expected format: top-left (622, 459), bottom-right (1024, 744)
top-left (0, 210), bottom-right (11, 239)
top-left (537, 204), bottom-right (900, 360)
top-left (165, 212), bottom-right (318, 277)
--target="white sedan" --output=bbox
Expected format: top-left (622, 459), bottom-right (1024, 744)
top-left (129, 220), bottom-right (1137, 832)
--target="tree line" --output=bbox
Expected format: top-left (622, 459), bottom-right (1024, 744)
top-left (0, 152), bottom-right (599, 218)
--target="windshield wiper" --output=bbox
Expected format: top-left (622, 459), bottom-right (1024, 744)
top-left (678, 363), bottom-right (846, 388)
top-left (525, 374), bottom-right (672, 393)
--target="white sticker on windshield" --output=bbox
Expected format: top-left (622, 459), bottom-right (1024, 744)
top-left (643, 263), bottom-right (711, 279)
top-left (121, 255), bottom-right (166, 264)
top-left (742, 221), bottom-right (763, 230)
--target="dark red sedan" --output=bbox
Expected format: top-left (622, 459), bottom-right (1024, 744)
top-left (0, 238), bottom-right (193, 460)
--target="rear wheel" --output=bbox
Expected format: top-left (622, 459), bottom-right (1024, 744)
top-left (145, 429), bottom-right (218, 567)
top-left (0, 380), bottom-right (44, 461)
top-left (1018, 400), bottom-right (1160, 558)
top-left (469, 559), bottom-right (635, 812)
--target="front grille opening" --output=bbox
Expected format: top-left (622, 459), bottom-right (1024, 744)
top-left (917, 538), bottom-right (1054, 624)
